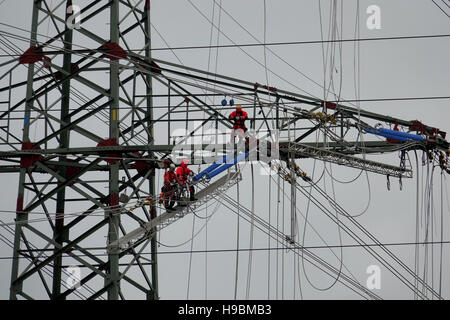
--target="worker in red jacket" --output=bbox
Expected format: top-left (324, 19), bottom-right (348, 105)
top-left (176, 159), bottom-right (196, 201)
top-left (229, 105), bottom-right (248, 143)
top-left (164, 163), bottom-right (177, 185)
top-left (160, 163), bottom-right (178, 210)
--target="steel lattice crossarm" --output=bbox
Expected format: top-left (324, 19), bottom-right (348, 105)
top-left (138, 56), bottom-right (450, 154)
top-left (281, 142), bottom-right (412, 178)
top-left (109, 171), bottom-right (242, 254)
top-left (0, 139), bottom-right (428, 177)
top-left (0, 145), bottom-right (175, 158)
top-left (0, 140), bottom-right (429, 165)
top-left (0, 145), bottom-right (168, 173)
top-left (135, 56), bottom-right (448, 143)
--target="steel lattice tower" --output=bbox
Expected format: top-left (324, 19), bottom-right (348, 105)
top-left (1, 0), bottom-right (449, 300)
top-left (5, 0), bottom-right (159, 300)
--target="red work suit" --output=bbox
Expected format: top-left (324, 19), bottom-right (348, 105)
top-left (161, 169), bottom-right (177, 209)
top-left (164, 170), bottom-right (177, 185)
top-left (229, 109), bottom-right (248, 131)
top-left (176, 162), bottom-right (196, 200)
top-left (229, 109), bottom-right (248, 143)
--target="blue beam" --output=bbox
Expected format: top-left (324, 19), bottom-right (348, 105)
top-left (206, 152), bottom-right (248, 179)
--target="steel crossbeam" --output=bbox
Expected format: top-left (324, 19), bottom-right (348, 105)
top-left (109, 171), bottom-right (242, 254)
top-left (282, 142), bottom-right (412, 178)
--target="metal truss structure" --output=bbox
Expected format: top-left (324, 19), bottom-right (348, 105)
top-left (281, 142), bottom-right (412, 178)
top-left (0, 0), bottom-right (448, 300)
top-left (1, 0), bottom-right (160, 300)
top-left (110, 170), bottom-right (242, 254)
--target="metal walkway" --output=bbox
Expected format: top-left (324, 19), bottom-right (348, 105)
top-left (108, 170), bottom-right (242, 254)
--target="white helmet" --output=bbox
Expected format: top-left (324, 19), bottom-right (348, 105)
top-left (169, 163), bottom-right (176, 170)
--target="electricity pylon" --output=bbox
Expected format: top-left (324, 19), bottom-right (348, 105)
top-left (1, 0), bottom-right (448, 301)
top-left (3, 0), bottom-right (159, 300)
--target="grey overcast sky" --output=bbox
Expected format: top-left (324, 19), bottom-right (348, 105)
top-left (0, 0), bottom-right (449, 300)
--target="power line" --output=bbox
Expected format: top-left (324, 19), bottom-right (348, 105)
top-left (161, 239), bottom-right (450, 254)
top-left (2, 239), bottom-right (450, 260)
top-left (1, 29), bottom-right (448, 110)
top-left (442, 0), bottom-right (450, 9)
top-left (1, 27), bottom-right (449, 110)
top-left (1, 34), bottom-right (450, 57)
top-left (330, 95), bottom-right (450, 103)
top-left (431, 0), bottom-right (450, 18)
top-left (99, 33), bottom-right (450, 50)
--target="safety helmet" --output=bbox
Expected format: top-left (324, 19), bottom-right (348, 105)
top-left (236, 105), bottom-right (242, 110)
top-left (181, 158), bottom-right (189, 168)
top-left (169, 163), bottom-right (175, 170)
